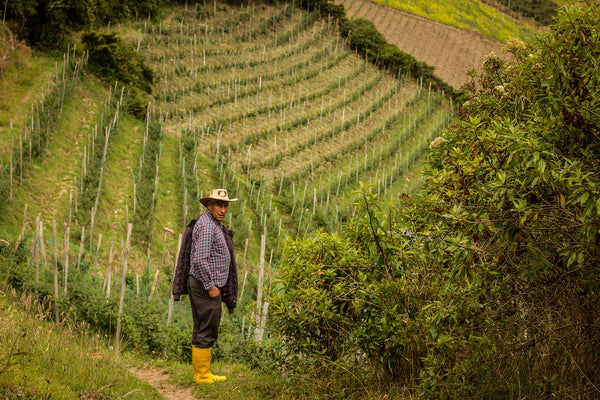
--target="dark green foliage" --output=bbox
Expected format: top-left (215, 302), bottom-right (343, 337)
top-left (126, 86), bottom-right (151, 120)
top-left (378, 44), bottom-right (414, 72)
top-left (273, 4), bottom-right (600, 398)
top-left (312, 0), bottom-right (462, 100)
top-left (3, 0), bottom-right (170, 49)
top-left (81, 32), bottom-right (153, 121)
top-left (272, 189), bottom-right (423, 385)
top-left (497, 0), bottom-right (558, 26)
top-left (82, 32), bottom-right (154, 94)
top-left (342, 18), bottom-right (386, 62)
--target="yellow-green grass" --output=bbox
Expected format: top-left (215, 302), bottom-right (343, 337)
top-left (0, 51), bottom-right (58, 162)
top-left (150, 131), bottom-right (184, 258)
top-left (91, 112), bottom-right (143, 246)
top-left (0, 72), bottom-right (108, 238)
top-left (0, 286), bottom-right (162, 399)
top-left (370, 0), bottom-right (538, 42)
top-left (149, 353), bottom-right (414, 400)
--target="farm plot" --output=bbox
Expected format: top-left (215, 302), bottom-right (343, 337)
top-left (335, 0), bottom-right (513, 89)
top-left (120, 2), bottom-right (454, 257)
top-left (0, 2), bottom-right (454, 355)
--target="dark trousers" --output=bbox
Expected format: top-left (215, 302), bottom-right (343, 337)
top-left (188, 276), bottom-right (222, 348)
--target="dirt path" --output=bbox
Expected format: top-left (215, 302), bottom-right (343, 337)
top-left (127, 365), bottom-right (200, 400)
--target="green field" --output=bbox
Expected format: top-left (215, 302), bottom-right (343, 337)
top-left (0, 2), bottom-right (454, 266)
top-left (367, 0), bottom-right (538, 41)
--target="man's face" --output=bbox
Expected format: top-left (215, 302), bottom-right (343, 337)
top-left (207, 200), bottom-right (229, 221)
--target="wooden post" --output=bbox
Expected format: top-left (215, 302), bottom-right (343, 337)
top-left (92, 233), bottom-right (102, 282)
top-left (105, 242), bottom-right (114, 297)
top-left (239, 270), bottom-right (248, 306)
top-left (90, 210), bottom-right (95, 253)
top-left (135, 256), bottom-right (140, 295)
top-left (257, 301), bottom-right (269, 342)
top-left (149, 269), bottom-right (160, 301)
top-left (39, 220), bottom-right (47, 273)
top-left (254, 234), bottom-right (266, 341)
top-left (9, 120), bottom-right (13, 200)
top-left (13, 204), bottom-right (28, 253)
top-left (167, 233), bottom-right (183, 325)
top-left (63, 222), bottom-right (70, 295)
top-left (52, 220), bottom-right (59, 324)
top-left (30, 214), bottom-right (40, 280)
top-left (115, 223), bottom-right (132, 355)
top-left (76, 226), bottom-right (85, 271)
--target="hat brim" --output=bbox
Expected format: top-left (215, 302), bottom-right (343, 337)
top-left (200, 197), bottom-right (238, 207)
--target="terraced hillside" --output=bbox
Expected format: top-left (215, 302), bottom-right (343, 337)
top-left (126, 3), bottom-right (454, 257)
top-left (336, 0), bottom-right (512, 88)
top-left (0, 2), bottom-right (453, 275)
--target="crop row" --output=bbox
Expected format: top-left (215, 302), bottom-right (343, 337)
top-left (276, 86), bottom-right (431, 185)
top-left (143, 3), bottom-right (456, 260)
top-left (157, 39), bottom-right (350, 118)
top-left (285, 100), bottom-right (451, 211)
top-left (0, 49), bottom-right (86, 209)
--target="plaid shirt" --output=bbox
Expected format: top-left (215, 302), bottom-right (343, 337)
top-left (189, 210), bottom-right (231, 290)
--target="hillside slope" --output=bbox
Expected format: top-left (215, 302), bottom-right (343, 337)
top-left (336, 0), bottom-right (513, 88)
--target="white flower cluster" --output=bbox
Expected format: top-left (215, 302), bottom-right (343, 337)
top-left (429, 136), bottom-right (447, 149)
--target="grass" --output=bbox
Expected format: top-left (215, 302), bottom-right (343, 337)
top-left (0, 72), bottom-right (108, 238)
top-left (0, 284), bottom-right (163, 399)
top-left (92, 111), bottom-right (143, 248)
top-left (151, 131), bottom-right (184, 256)
top-left (370, 0), bottom-right (538, 42)
top-left (130, 354), bottom-right (416, 400)
top-left (0, 272), bottom-right (414, 400)
top-left (0, 6), bottom-right (455, 397)
top-left (0, 50), bottom-right (58, 163)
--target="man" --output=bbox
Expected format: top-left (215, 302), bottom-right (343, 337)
top-left (175, 188), bottom-right (238, 384)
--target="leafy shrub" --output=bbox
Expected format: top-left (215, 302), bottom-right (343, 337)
top-left (378, 44), bottom-right (414, 72)
top-left (82, 31), bottom-right (153, 121)
top-left (340, 18), bottom-right (386, 62)
top-left (496, 0), bottom-right (558, 26)
top-left (273, 4), bottom-right (600, 398)
top-left (3, 0), bottom-right (171, 49)
top-left (420, 5), bottom-right (600, 398)
top-left (273, 188), bottom-right (424, 385)
top-left (82, 32), bottom-right (154, 94)
top-left (126, 86), bottom-right (151, 120)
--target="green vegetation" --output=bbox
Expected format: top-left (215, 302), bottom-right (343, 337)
top-left (366, 0), bottom-right (537, 42)
top-left (2, 0), bottom-right (177, 50)
top-left (497, 0), bottom-right (559, 25)
top-left (0, 48), bottom-right (86, 212)
top-left (1, 0), bottom-right (598, 399)
top-left (0, 273), bottom-right (162, 399)
top-left (273, 3), bottom-right (600, 398)
top-left (82, 32), bottom-right (155, 118)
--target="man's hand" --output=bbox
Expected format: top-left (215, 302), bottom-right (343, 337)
top-left (208, 286), bottom-right (220, 299)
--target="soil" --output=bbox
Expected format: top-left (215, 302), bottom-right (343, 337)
top-left (127, 365), bottom-right (200, 400)
top-left (334, 0), bottom-right (511, 89)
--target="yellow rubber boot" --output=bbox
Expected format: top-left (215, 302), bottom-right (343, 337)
top-left (192, 346), bottom-right (227, 384)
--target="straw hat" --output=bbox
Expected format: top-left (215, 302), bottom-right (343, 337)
top-left (200, 189), bottom-right (238, 207)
